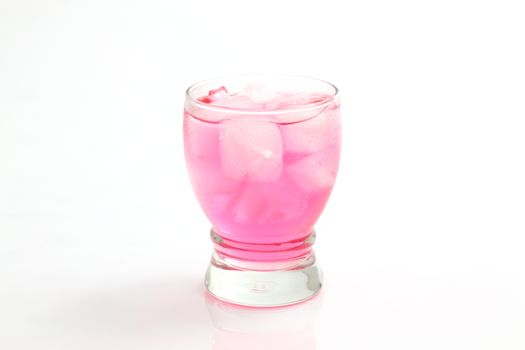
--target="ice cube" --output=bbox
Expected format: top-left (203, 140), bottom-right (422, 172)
top-left (239, 83), bottom-right (281, 105)
top-left (212, 94), bottom-right (255, 109)
top-left (286, 144), bottom-right (340, 190)
top-left (231, 182), bottom-right (307, 225)
top-left (280, 105), bottom-right (340, 153)
top-left (220, 119), bottom-right (283, 182)
top-left (231, 186), bottom-right (263, 224)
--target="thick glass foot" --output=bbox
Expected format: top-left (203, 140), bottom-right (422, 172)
top-left (205, 251), bottom-right (323, 307)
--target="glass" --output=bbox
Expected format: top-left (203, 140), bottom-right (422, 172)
top-left (183, 75), bottom-right (341, 306)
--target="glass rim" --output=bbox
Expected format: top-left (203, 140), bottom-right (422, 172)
top-left (185, 74), bottom-right (339, 116)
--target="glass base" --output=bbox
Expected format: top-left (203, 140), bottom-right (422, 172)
top-left (205, 251), bottom-right (323, 307)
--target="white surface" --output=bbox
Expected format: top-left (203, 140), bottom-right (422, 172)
top-left (1, 0), bottom-right (524, 349)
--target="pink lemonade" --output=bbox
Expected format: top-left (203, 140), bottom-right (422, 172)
top-left (184, 84), bottom-right (341, 262)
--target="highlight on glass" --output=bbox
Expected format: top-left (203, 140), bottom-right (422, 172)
top-left (183, 75), bottom-right (341, 307)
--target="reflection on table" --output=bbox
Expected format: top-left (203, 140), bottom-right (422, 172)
top-left (205, 292), bottom-right (322, 350)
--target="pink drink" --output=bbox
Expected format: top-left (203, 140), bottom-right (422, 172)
top-left (184, 83), bottom-right (341, 262)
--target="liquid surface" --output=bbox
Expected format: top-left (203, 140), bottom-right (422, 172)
top-left (197, 84), bottom-right (333, 111)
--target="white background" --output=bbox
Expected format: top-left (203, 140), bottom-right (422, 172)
top-left (1, 0), bottom-right (524, 349)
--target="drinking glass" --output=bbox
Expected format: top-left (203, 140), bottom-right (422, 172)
top-left (183, 75), bottom-right (341, 306)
